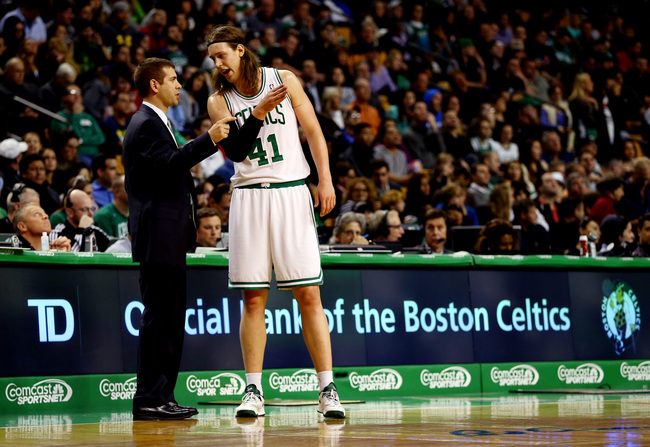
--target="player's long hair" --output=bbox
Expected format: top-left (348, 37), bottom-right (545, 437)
top-left (206, 25), bottom-right (260, 95)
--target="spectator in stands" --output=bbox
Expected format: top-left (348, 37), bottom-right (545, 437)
top-left (470, 118), bottom-right (497, 155)
top-left (339, 123), bottom-right (375, 177)
top-left (434, 182), bottom-right (479, 226)
top-left (466, 162), bottom-right (492, 209)
top-left (624, 157), bottom-right (650, 215)
top-left (93, 175), bottom-right (128, 239)
top-left (441, 109), bottom-right (474, 162)
top-left (373, 120), bottom-right (410, 181)
top-left (513, 198), bottom-right (551, 254)
top-left (340, 177), bottom-right (378, 216)
top-left (598, 214), bottom-right (636, 257)
top-left (329, 212), bottom-right (368, 245)
top-left (0, 137), bottom-right (28, 192)
top-left (190, 207), bottom-right (226, 251)
top-left (344, 78), bottom-right (382, 139)
top-left (50, 189), bottom-right (109, 252)
top-left (551, 197), bottom-right (585, 255)
top-left (13, 203), bottom-right (70, 251)
top-left (474, 218), bottom-right (519, 254)
top-left (565, 171), bottom-right (590, 200)
top-left (402, 101), bottom-right (441, 170)
top-left (370, 159), bottom-right (400, 199)
top-left (0, 0), bottom-right (46, 45)
top-left (493, 123), bottom-right (519, 164)
top-left (0, 182), bottom-right (39, 233)
top-left (632, 213), bottom-right (650, 257)
top-left (51, 84), bottom-right (106, 168)
top-left (0, 57), bottom-right (42, 136)
top-left (38, 62), bottom-right (77, 113)
top-left (368, 209), bottom-right (404, 251)
top-left (19, 153), bottom-right (59, 215)
top-left (100, 91), bottom-right (133, 157)
top-left (536, 171), bottom-right (564, 228)
top-left (207, 183), bottom-right (232, 232)
top-left (51, 130), bottom-right (87, 195)
top-left (411, 208), bottom-right (454, 254)
top-left (91, 154), bottom-right (118, 209)
top-left (478, 182), bottom-right (513, 225)
top-left (589, 174), bottom-right (625, 224)
top-left (246, 0), bottom-right (284, 38)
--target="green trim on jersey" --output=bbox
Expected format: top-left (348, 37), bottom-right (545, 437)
top-left (232, 69), bottom-right (266, 100)
top-left (274, 68), bottom-right (293, 107)
top-left (223, 93), bottom-right (233, 114)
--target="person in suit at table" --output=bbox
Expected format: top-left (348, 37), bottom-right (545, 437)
top-left (122, 57), bottom-right (234, 421)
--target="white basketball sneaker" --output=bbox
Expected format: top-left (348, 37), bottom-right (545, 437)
top-left (235, 384), bottom-right (265, 417)
top-left (318, 383), bottom-right (346, 418)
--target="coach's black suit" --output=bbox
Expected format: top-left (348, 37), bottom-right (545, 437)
top-left (123, 104), bottom-right (218, 412)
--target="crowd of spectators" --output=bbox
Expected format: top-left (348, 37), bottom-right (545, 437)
top-left (2, 0), bottom-right (650, 257)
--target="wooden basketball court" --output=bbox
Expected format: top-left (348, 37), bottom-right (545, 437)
top-left (2, 392), bottom-right (650, 445)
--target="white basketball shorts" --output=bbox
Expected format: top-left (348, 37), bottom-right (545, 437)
top-left (228, 181), bottom-right (323, 290)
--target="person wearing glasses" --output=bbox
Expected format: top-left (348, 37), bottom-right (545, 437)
top-left (0, 182), bottom-right (40, 233)
top-left (49, 189), bottom-right (110, 252)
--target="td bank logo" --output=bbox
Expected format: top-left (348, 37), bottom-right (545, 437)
top-left (6, 379), bottom-right (73, 405)
top-left (420, 366), bottom-right (471, 389)
top-left (186, 373), bottom-right (246, 397)
top-left (490, 365), bottom-right (539, 387)
top-left (349, 368), bottom-right (403, 391)
top-left (601, 280), bottom-right (640, 355)
top-left (269, 369), bottom-right (319, 393)
top-left (99, 377), bottom-right (137, 401)
top-left (558, 363), bottom-right (604, 384)
top-left (28, 299), bottom-right (75, 342)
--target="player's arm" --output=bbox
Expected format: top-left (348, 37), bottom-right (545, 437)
top-left (279, 70), bottom-right (335, 216)
top-left (207, 88), bottom-right (288, 163)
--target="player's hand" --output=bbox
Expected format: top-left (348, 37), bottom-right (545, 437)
top-left (253, 84), bottom-right (288, 119)
top-left (315, 180), bottom-right (335, 217)
top-left (208, 116), bottom-right (237, 143)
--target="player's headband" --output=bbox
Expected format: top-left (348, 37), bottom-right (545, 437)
top-left (207, 39), bottom-right (243, 48)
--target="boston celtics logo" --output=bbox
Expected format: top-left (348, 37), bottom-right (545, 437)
top-left (601, 280), bottom-right (640, 355)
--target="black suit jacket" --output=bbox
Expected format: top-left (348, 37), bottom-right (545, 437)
top-left (123, 104), bottom-right (218, 267)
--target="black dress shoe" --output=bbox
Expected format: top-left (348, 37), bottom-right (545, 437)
top-left (133, 403), bottom-right (193, 420)
top-left (169, 402), bottom-right (199, 416)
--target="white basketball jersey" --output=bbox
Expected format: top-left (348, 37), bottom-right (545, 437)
top-left (223, 67), bottom-right (310, 187)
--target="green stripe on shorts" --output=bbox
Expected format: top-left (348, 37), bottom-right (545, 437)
top-left (236, 179), bottom-right (306, 189)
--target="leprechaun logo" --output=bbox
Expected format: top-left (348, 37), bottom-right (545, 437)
top-left (601, 280), bottom-right (640, 355)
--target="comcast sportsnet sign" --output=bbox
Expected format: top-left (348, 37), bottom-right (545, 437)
top-left (6, 379), bottom-right (73, 405)
top-left (349, 368), bottom-right (403, 392)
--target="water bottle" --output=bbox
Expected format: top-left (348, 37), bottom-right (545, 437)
top-left (84, 230), bottom-right (96, 252)
top-left (40, 232), bottom-right (49, 251)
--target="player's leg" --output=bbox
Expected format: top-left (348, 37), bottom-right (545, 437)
top-left (236, 288), bottom-right (268, 418)
top-left (293, 285), bottom-right (345, 419)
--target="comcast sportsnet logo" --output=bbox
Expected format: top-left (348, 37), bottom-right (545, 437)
top-left (100, 377), bottom-right (137, 400)
top-left (490, 365), bottom-right (539, 387)
top-left (269, 369), bottom-right (319, 393)
top-left (420, 367), bottom-right (471, 389)
top-left (621, 361), bottom-right (650, 382)
top-left (558, 363), bottom-right (604, 384)
top-left (186, 373), bottom-right (246, 397)
top-left (6, 379), bottom-right (73, 405)
top-left (349, 368), bottom-right (403, 391)
top-left (601, 280), bottom-right (641, 355)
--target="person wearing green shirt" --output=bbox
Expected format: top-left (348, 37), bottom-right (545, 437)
top-left (93, 175), bottom-right (128, 238)
top-left (51, 84), bottom-right (106, 168)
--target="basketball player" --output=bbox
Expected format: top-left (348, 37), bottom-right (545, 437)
top-left (205, 25), bottom-right (345, 419)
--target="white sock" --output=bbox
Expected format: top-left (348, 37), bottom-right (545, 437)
top-left (246, 373), bottom-right (263, 395)
top-left (318, 371), bottom-right (334, 392)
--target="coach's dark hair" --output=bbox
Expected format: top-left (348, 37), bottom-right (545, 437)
top-left (133, 57), bottom-right (176, 99)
